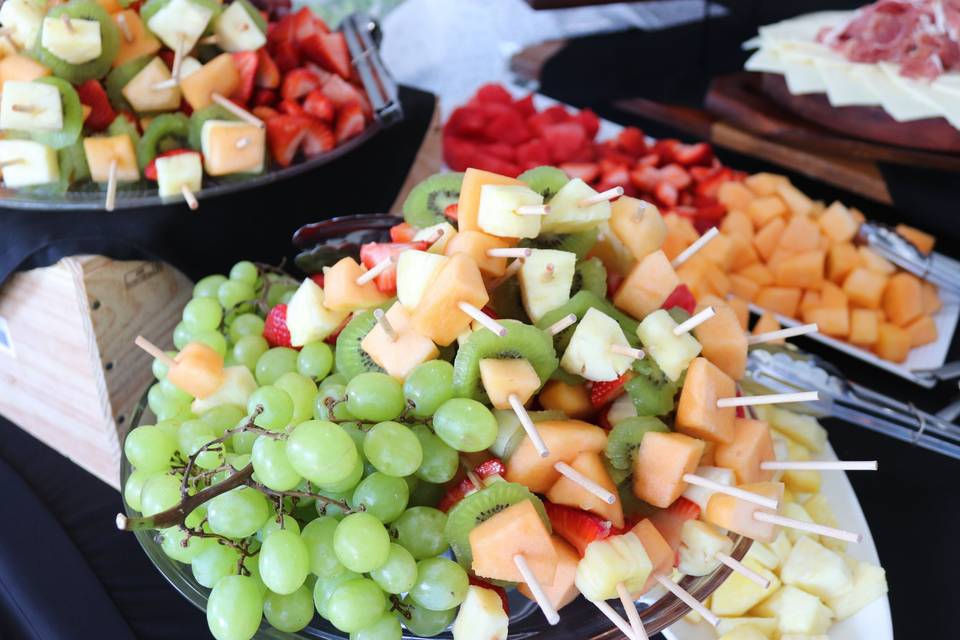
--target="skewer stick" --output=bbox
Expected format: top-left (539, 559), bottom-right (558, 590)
top-left (373, 308), bottom-right (397, 342)
top-left (0, 158), bottom-right (24, 168)
top-left (211, 93), bottom-right (265, 128)
top-left (486, 247), bottom-right (531, 258)
top-left (673, 306), bottom-right (715, 335)
top-left (671, 227), bottom-right (719, 269)
top-left (682, 474), bottom-right (779, 510)
top-left (542, 263), bottom-right (555, 282)
top-left (580, 186), bottom-right (624, 207)
top-left (487, 258), bottom-right (524, 291)
top-left (170, 34), bottom-right (186, 84)
top-left (717, 391), bottom-right (819, 408)
top-left (135, 336), bottom-right (176, 368)
top-left (555, 461), bottom-right (616, 504)
top-left (610, 344), bottom-right (645, 360)
top-left (199, 34), bottom-right (219, 46)
top-left (11, 104), bottom-right (40, 114)
top-left (616, 582), bottom-right (648, 640)
top-left (593, 600), bottom-right (640, 640)
top-left (465, 469), bottom-right (483, 492)
top-left (514, 555), bottom-right (559, 625)
top-left (747, 323), bottom-right (819, 345)
top-left (423, 227), bottom-right (445, 246)
top-left (61, 14), bottom-right (74, 33)
top-left (116, 13), bottom-right (133, 43)
top-left (180, 185), bottom-right (199, 210)
top-left (654, 574), bottom-right (719, 627)
top-left (509, 393), bottom-right (550, 458)
top-left (761, 460), bottom-right (877, 471)
top-left (355, 256), bottom-right (395, 286)
top-left (546, 313), bottom-right (577, 336)
top-left (105, 159), bottom-right (118, 212)
top-left (516, 204), bottom-right (550, 216)
top-left (235, 137), bottom-right (250, 150)
top-left (715, 552), bottom-right (770, 589)
top-left (458, 302), bottom-right (506, 336)
top-left (753, 511), bottom-right (862, 543)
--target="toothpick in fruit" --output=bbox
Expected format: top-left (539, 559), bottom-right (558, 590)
top-left (171, 34), bottom-right (186, 84)
top-left (116, 13), bottom-right (134, 43)
top-left (616, 582), bottom-right (648, 640)
top-left (717, 391), bottom-right (818, 408)
top-left (546, 313), bottom-right (576, 336)
top-left (671, 227), bottom-right (720, 269)
top-left (487, 258), bottom-right (524, 291)
top-left (673, 306), bottom-right (715, 335)
top-left (211, 93), bottom-right (265, 129)
top-left (373, 308), bottom-right (397, 342)
top-left (610, 344), bottom-right (645, 361)
top-left (514, 554), bottom-right (559, 625)
top-left (760, 460), bottom-right (877, 471)
top-left (181, 184), bottom-right (199, 210)
top-left (753, 511), bottom-right (861, 543)
top-left (594, 599), bottom-right (642, 640)
top-left (458, 302), bottom-right (506, 336)
top-left (507, 393), bottom-right (550, 458)
top-left (486, 247), bottom-right (531, 259)
top-left (105, 159), bottom-right (118, 212)
top-left (682, 474), bottom-right (779, 510)
top-left (356, 256), bottom-right (396, 286)
top-left (554, 461), bottom-right (616, 504)
top-left (747, 323), bottom-right (818, 345)
top-left (61, 14), bottom-right (74, 33)
top-left (714, 552), bottom-right (770, 589)
top-left (655, 574), bottom-right (720, 626)
top-left (134, 335), bottom-right (176, 368)
top-left (580, 186), bottom-right (624, 207)
top-left (516, 204), bottom-right (551, 216)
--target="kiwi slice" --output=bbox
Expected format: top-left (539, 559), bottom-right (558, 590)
top-left (571, 257), bottom-right (607, 298)
top-left (22, 78), bottom-right (83, 150)
top-left (188, 104), bottom-right (240, 150)
top-left (137, 113), bottom-right (190, 169)
top-left (334, 310), bottom-right (386, 380)
top-left (605, 457), bottom-right (630, 485)
top-left (536, 290), bottom-right (640, 355)
top-left (402, 172), bottom-right (464, 228)
top-left (605, 416), bottom-right (670, 470)
top-left (58, 141), bottom-right (90, 188)
top-left (106, 56), bottom-right (153, 113)
top-left (444, 482), bottom-right (550, 570)
top-left (618, 484), bottom-right (659, 521)
top-left (487, 276), bottom-right (529, 324)
top-left (518, 165), bottom-right (568, 200)
top-left (37, 0), bottom-right (120, 83)
top-left (520, 228), bottom-right (598, 259)
top-left (626, 356), bottom-right (679, 417)
top-left (453, 320), bottom-right (558, 401)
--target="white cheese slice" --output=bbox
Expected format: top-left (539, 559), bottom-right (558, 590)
top-left (777, 51), bottom-right (828, 95)
top-left (0, 139), bottom-right (58, 187)
top-left (852, 65), bottom-right (941, 121)
top-left (744, 48), bottom-right (786, 74)
top-left (41, 16), bottom-right (102, 65)
top-left (0, 80), bottom-right (63, 131)
top-left (147, 0), bottom-right (214, 52)
top-left (813, 58), bottom-right (881, 107)
top-left (757, 11), bottom-right (852, 49)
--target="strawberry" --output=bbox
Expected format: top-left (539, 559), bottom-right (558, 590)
top-left (301, 31), bottom-right (350, 79)
top-left (655, 181), bottom-right (679, 207)
top-left (291, 6), bottom-right (321, 44)
top-left (606, 271), bottom-right (624, 299)
top-left (438, 458), bottom-right (506, 512)
top-left (542, 122), bottom-right (586, 164)
top-left (653, 139), bottom-right (681, 164)
top-left (515, 138), bottom-right (551, 169)
top-left (649, 497), bottom-right (700, 557)
top-left (143, 149), bottom-right (198, 181)
top-left (389, 222), bottom-right (417, 243)
top-left (512, 93), bottom-right (536, 117)
top-left (560, 162), bottom-right (600, 183)
top-left (596, 405), bottom-right (613, 431)
top-left (303, 89), bottom-right (335, 122)
top-left (481, 141), bottom-right (516, 162)
top-left (630, 165), bottom-right (661, 192)
top-left (544, 502), bottom-right (613, 556)
top-left (589, 371), bottom-right (633, 408)
top-left (252, 89), bottom-right (277, 107)
top-left (230, 51), bottom-right (259, 105)
top-left (263, 304), bottom-right (292, 348)
top-left (267, 12), bottom-right (295, 48)
top-left (575, 108), bottom-right (600, 139)
top-left (359, 241), bottom-right (428, 293)
top-left (674, 141), bottom-right (713, 167)
top-left (599, 160), bottom-right (629, 187)
top-left (272, 40), bottom-right (300, 73)
top-left (661, 284), bottom-right (696, 315)
top-left (266, 115), bottom-right (310, 167)
top-left (445, 105), bottom-right (488, 138)
top-left (278, 99), bottom-right (308, 117)
top-left (320, 75), bottom-right (372, 118)
top-left (442, 136), bottom-right (477, 172)
top-left (309, 273), bottom-right (324, 287)
top-left (484, 109), bottom-right (531, 145)
top-left (473, 458), bottom-right (505, 478)
top-left (475, 83), bottom-right (513, 104)
top-left (444, 203), bottom-right (458, 221)
top-left (280, 67), bottom-right (322, 101)
top-left (658, 163), bottom-right (692, 190)
top-left (302, 119), bottom-right (335, 157)
top-left (694, 167), bottom-right (734, 200)
top-left (617, 126), bottom-right (648, 157)
top-left (252, 105), bottom-right (280, 121)
top-left (75, 80), bottom-right (115, 132)
top-left (255, 49), bottom-right (281, 89)
top-left (468, 577), bottom-right (510, 614)
top-left (334, 102), bottom-right (365, 144)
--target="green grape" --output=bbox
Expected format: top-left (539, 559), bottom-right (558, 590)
top-left (362, 422), bottom-right (423, 477)
top-left (259, 529), bottom-right (310, 595)
top-left (200, 405), bottom-right (245, 436)
top-left (148, 382), bottom-right (190, 421)
top-left (279, 290), bottom-right (295, 305)
top-left (229, 313), bottom-right (265, 342)
top-left (313, 569), bottom-right (360, 619)
top-left (407, 480), bottom-right (445, 508)
top-left (159, 377), bottom-right (193, 404)
top-left (178, 419), bottom-right (224, 470)
top-left (218, 279), bottom-right (257, 311)
top-left (207, 487), bottom-right (270, 538)
top-left (316, 489), bottom-right (353, 517)
top-left (297, 342), bottom-right (333, 380)
top-left (345, 373), bottom-right (405, 422)
top-left (411, 424), bottom-right (459, 483)
top-left (247, 386), bottom-right (294, 430)
top-left (351, 472), bottom-right (408, 523)
top-left (286, 421), bottom-right (359, 486)
top-left (390, 507), bottom-right (448, 559)
top-left (242, 554), bottom-right (268, 596)
top-left (401, 596), bottom-right (456, 637)
top-left (300, 516), bottom-right (344, 577)
top-left (314, 383), bottom-right (355, 421)
top-left (206, 575), bottom-right (263, 640)
top-left (229, 261), bottom-right (259, 285)
top-left (432, 398), bottom-right (498, 452)
top-left (256, 347), bottom-right (299, 385)
top-left (369, 543), bottom-right (417, 594)
top-left (339, 422), bottom-right (368, 453)
top-left (194, 275), bottom-right (228, 299)
top-left (123, 469), bottom-right (153, 512)
top-left (192, 543), bottom-right (240, 588)
top-left (256, 513), bottom-right (300, 542)
top-left (319, 373), bottom-right (347, 391)
top-left (333, 512), bottom-right (390, 573)
top-left (152, 350), bottom-right (176, 380)
top-left (183, 297), bottom-right (224, 333)
top-left (274, 372), bottom-right (318, 425)
top-left (326, 578), bottom-right (386, 633)
top-left (231, 430), bottom-right (259, 455)
top-left (139, 473), bottom-right (182, 517)
top-left (266, 280), bottom-right (297, 308)
top-left (193, 330), bottom-right (228, 358)
top-left (155, 419), bottom-right (180, 440)
top-left (263, 585), bottom-right (314, 633)
top-left (124, 425), bottom-right (177, 471)
top-left (403, 360), bottom-right (454, 418)
top-left (233, 335), bottom-right (269, 372)
top-left (319, 455), bottom-right (363, 493)
top-left (351, 613), bottom-right (402, 640)
top-left (409, 557), bottom-right (468, 611)
top-left (251, 437), bottom-right (301, 491)
top-left (173, 322), bottom-right (194, 350)
top-left (160, 525), bottom-right (210, 563)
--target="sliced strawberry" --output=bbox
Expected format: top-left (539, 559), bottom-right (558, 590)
top-left (302, 118), bottom-right (335, 157)
top-left (607, 271), bottom-right (624, 299)
top-left (542, 121), bottom-right (586, 164)
top-left (568, 144), bottom-right (597, 163)
top-left (267, 12), bottom-right (295, 48)
top-left (674, 141), bottom-right (713, 167)
top-left (323, 314), bottom-right (350, 345)
top-left (438, 479), bottom-right (476, 513)
top-left (653, 139), bottom-right (681, 165)
top-left (512, 93), bottom-right (536, 117)
top-left (599, 159), bottom-right (629, 187)
top-left (390, 222), bottom-right (417, 243)
top-left (75, 80), bottom-right (115, 132)
top-left (263, 304), bottom-right (292, 348)
top-left (515, 138), bottom-right (550, 168)
top-left (291, 6), bottom-right (320, 45)
top-left (688, 166), bottom-right (715, 183)
top-left (629, 165), bottom-right (660, 193)
top-left (475, 83), bottom-right (513, 104)
top-left (560, 162), bottom-right (600, 183)
top-left (303, 89), bottom-right (335, 122)
top-left (301, 31), bottom-right (350, 79)
top-left (280, 67), bottom-right (322, 102)
top-left (596, 405), bottom-right (613, 431)
top-left (617, 126), bottom-right (648, 157)
top-left (266, 115), bottom-right (311, 167)
top-left (320, 75), bottom-right (372, 119)
top-left (253, 105), bottom-right (280, 121)
top-left (442, 136), bottom-right (477, 172)
top-left (575, 108), bottom-right (600, 139)
top-left (481, 141), bottom-right (516, 162)
top-left (589, 371), bottom-right (633, 408)
top-left (658, 163), bottom-right (692, 190)
top-left (468, 577), bottom-right (510, 615)
top-left (637, 152), bottom-right (660, 168)
top-left (230, 51), bottom-right (259, 105)
top-left (542, 104), bottom-right (572, 122)
top-left (445, 105), bottom-right (488, 138)
top-left (309, 273), bottom-right (324, 287)
top-left (661, 284), bottom-right (696, 315)
top-left (359, 241), bottom-right (428, 293)
top-left (252, 88), bottom-right (277, 107)
top-left (444, 203), bottom-right (458, 222)
top-left (278, 99), bottom-right (308, 117)
top-left (272, 40), bottom-right (301, 73)
top-left (694, 167), bottom-right (734, 200)
top-left (143, 149), bottom-right (198, 181)
top-left (484, 109), bottom-right (530, 145)
top-left (544, 501), bottom-right (613, 556)
top-left (334, 102), bottom-right (365, 144)
top-left (655, 181), bottom-right (679, 208)
top-left (255, 49), bottom-right (281, 89)
top-left (649, 497), bottom-right (701, 558)
top-left (474, 458), bottom-right (505, 478)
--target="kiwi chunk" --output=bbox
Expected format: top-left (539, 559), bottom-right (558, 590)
top-left (38, 1), bottom-right (120, 83)
top-left (571, 257), bottom-right (607, 298)
top-left (536, 290), bottom-right (640, 355)
top-left (518, 165), bottom-right (568, 200)
top-left (26, 77), bottom-right (82, 150)
top-left (334, 310), bottom-right (386, 380)
top-left (626, 356), bottom-right (679, 417)
top-left (137, 113), bottom-right (190, 169)
top-left (444, 482), bottom-right (550, 570)
top-left (188, 104), bottom-right (240, 150)
top-left (605, 416), bottom-right (670, 470)
top-left (106, 114), bottom-right (140, 145)
top-left (402, 172), bottom-right (463, 228)
top-left (58, 141), bottom-right (90, 188)
top-left (520, 228), bottom-right (598, 259)
top-left (487, 276), bottom-right (529, 324)
top-left (453, 320), bottom-right (558, 401)
top-left (106, 56), bottom-right (153, 113)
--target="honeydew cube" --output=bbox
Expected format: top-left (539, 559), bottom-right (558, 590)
top-left (200, 120), bottom-right (265, 176)
top-left (575, 532), bottom-right (652, 601)
top-left (146, 0), bottom-right (215, 51)
top-left (41, 16), bottom-right (101, 65)
top-left (360, 302), bottom-right (438, 380)
top-left (83, 135), bottom-right (139, 182)
top-left (678, 520), bottom-right (733, 576)
top-left (716, 618), bottom-right (778, 638)
top-left (180, 52), bottom-right (240, 111)
top-left (413, 221), bottom-right (456, 254)
top-left (213, 1), bottom-right (266, 52)
top-left (681, 465), bottom-right (734, 512)
top-left (751, 586), bottom-right (833, 636)
top-left (766, 407), bottom-right (827, 453)
top-left (155, 151), bottom-right (202, 199)
top-left (396, 250), bottom-right (448, 309)
top-left (541, 177), bottom-right (611, 233)
top-left (711, 558), bottom-right (780, 616)
top-left (452, 585), bottom-right (509, 640)
top-left (560, 307), bottom-right (633, 382)
top-left (0, 139), bottom-right (58, 187)
top-left (0, 80), bottom-right (62, 132)
top-left (285, 278), bottom-right (349, 346)
top-left (179, 56), bottom-right (203, 79)
top-left (780, 536), bottom-right (853, 601)
top-left (636, 308), bottom-right (701, 381)
top-left (0, 0), bottom-right (44, 50)
top-left (113, 9), bottom-right (162, 67)
top-left (122, 57), bottom-right (181, 113)
top-left (191, 365), bottom-right (257, 414)
top-left (825, 557), bottom-right (887, 620)
top-left (518, 249), bottom-right (576, 322)
top-left (479, 358), bottom-right (541, 409)
top-left (704, 481), bottom-right (784, 543)
top-left (477, 184), bottom-right (544, 239)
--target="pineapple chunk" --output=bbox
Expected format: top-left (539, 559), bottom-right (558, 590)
top-left (681, 465), bottom-right (734, 512)
top-left (751, 586), bottom-right (833, 636)
top-left (518, 249), bottom-right (576, 322)
top-left (0, 139), bottom-right (58, 187)
top-left (361, 303), bottom-right (438, 380)
top-left (83, 135), bottom-right (139, 182)
top-left (781, 502), bottom-right (819, 544)
top-left (678, 520), bottom-right (732, 576)
top-left (636, 308), bottom-right (702, 381)
top-left (285, 278), bottom-right (349, 346)
top-left (213, 1), bottom-right (266, 52)
top-left (476, 184), bottom-right (544, 239)
top-left (560, 307), bottom-right (633, 382)
top-left (452, 585), bottom-right (508, 640)
top-left (179, 56), bottom-right (203, 79)
top-left (743, 540), bottom-right (780, 571)
top-left (155, 151), bottom-right (202, 198)
top-left (716, 617), bottom-right (778, 638)
top-left (146, 0), bottom-right (215, 51)
top-left (479, 358), bottom-right (541, 409)
top-left (200, 120), bottom-right (265, 175)
top-left (40, 16), bottom-right (101, 64)
top-left (803, 494), bottom-right (846, 553)
top-left (711, 558), bottom-right (780, 616)
top-left (191, 365), bottom-right (257, 414)
top-left (779, 635), bottom-right (829, 640)
top-left (414, 221), bottom-right (457, 254)
top-left (766, 407), bottom-right (827, 452)
top-left (396, 250), bottom-right (448, 309)
top-left (590, 220), bottom-right (635, 274)
top-left (780, 536), bottom-right (853, 601)
top-left (0, 0), bottom-right (43, 50)
top-left (718, 627), bottom-right (769, 640)
top-left (122, 57), bottom-right (181, 113)
top-left (825, 557), bottom-right (887, 620)
top-left (609, 197), bottom-right (666, 260)
top-left (770, 531), bottom-right (793, 565)
top-left (575, 532), bottom-right (652, 601)
top-left (541, 177), bottom-right (612, 233)
top-left (0, 81), bottom-right (62, 132)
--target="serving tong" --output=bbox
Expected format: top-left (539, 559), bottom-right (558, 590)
top-left (858, 220), bottom-right (960, 298)
top-left (745, 346), bottom-right (960, 460)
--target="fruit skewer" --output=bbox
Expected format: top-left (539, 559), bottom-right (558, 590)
top-left (513, 554), bottom-right (560, 625)
top-left (747, 322), bottom-right (819, 345)
top-left (717, 391), bottom-right (820, 408)
top-left (105, 158), bottom-right (117, 211)
top-left (671, 226), bottom-right (720, 269)
top-left (672, 306), bottom-right (716, 336)
top-left (579, 186), bottom-right (624, 207)
top-left (760, 460), bottom-right (878, 471)
top-left (210, 93), bottom-right (264, 129)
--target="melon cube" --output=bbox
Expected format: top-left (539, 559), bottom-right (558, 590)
top-left (443, 229), bottom-right (510, 277)
top-left (546, 451), bottom-right (623, 527)
top-left (745, 172), bottom-right (789, 197)
top-left (715, 418), bottom-right (775, 484)
top-left (396, 250), bottom-right (448, 309)
top-left (699, 232), bottom-right (735, 271)
top-left (213, 1), bottom-right (267, 53)
top-left (411, 253), bottom-right (489, 346)
top-left (476, 184), bottom-right (544, 239)
top-left (167, 342), bottom-right (225, 399)
top-left (541, 177), bottom-right (611, 233)
top-left (820, 281), bottom-right (847, 308)
top-left (0, 139), bottom-right (58, 187)
top-left (537, 379), bottom-right (592, 420)
top-left (361, 302), bottom-right (438, 380)
top-left (747, 196), bottom-right (787, 229)
top-left (857, 246), bottom-right (895, 275)
top-left (636, 308), bottom-right (701, 382)
top-left (842, 268), bottom-right (887, 309)
top-left (661, 213), bottom-right (699, 262)
top-left (905, 314), bottom-right (937, 347)
top-left (517, 535), bottom-right (580, 610)
top-left (123, 57), bottom-right (181, 113)
top-left (875, 322), bottom-right (910, 362)
top-left (807, 307), bottom-right (849, 338)
top-left (0, 80), bottom-right (62, 132)
top-left (0, 0), bottom-right (43, 50)
top-left (181, 53), bottom-right (240, 111)
top-left (285, 278), bottom-right (349, 346)
top-left (825, 558), bottom-right (887, 620)
top-left (479, 358), bottom-right (541, 409)
top-left (0, 55), bottom-right (50, 85)
top-left (676, 357), bottom-right (737, 443)
top-left (778, 216), bottom-right (821, 253)
top-left (609, 197), bottom-right (665, 260)
top-left (630, 519), bottom-right (674, 589)
top-left (773, 250), bottom-right (824, 289)
top-left (613, 250), bottom-right (680, 320)
top-left (711, 557), bottom-right (780, 616)
top-left (755, 286), bottom-right (801, 318)
top-left (766, 408), bottom-right (826, 453)
top-left (589, 220), bottom-right (635, 275)
top-left (728, 297), bottom-right (750, 330)
top-left (721, 208), bottom-right (755, 239)
top-left (717, 626), bottom-right (769, 640)
top-left (738, 263), bottom-right (775, 286)
top-left (155, 150), bottom-right (201, 199)
top-left (458, 168), bottom-right (522, 232)
top-left (678, 519), bottom-right (733, 576)
top-left (632, 431), bottom-right (704, 508)
top-left (693, 301), bottom-right (748, 380)
top-left (469, 500), bottom-right (557, 586)
top-left (200, 120), bottom-right (265, 175)
top-left (146, 0), bottom-right (214, 51)
top-left (681, 465), bottom-right (734, 512)
top-left (730, 274), bottom-right (761, 302)
top-left (519, 249), bottom-right (576, 322)
top-left (895, 223), bottom-right (935, 254)
top-left (84, 135), bottom-right (139, 182)
top-left (827, 242), bottom-right (861, 283)
top-left (191, 365), bottom-right (256, 414)
top-left (780, 536), bottom-right (853, 601)
top-left (718, 181), bottom-right (755, 211)
top-left (560, 307), bottom-right (633, 382)
top-left (781, 502), bottom-right (819, 544)
top-left (503, 419), bottom-right (607, 492)
top-left (413, 221), bottom-right (457, 254)
top-left (775, 181), bottom-right (814, 217)
top-left (704, 481), bottom-right (784, 543)
top-left (113, 10), bottom-right (161, 67)
top-left (575, 532), bottom-right (652, 601)
top-left (882, 272), bottom-right (923, 327)
top-left (751, 312), bottom-right (782, 342)
top-left (321, 257), bottom-right (390, 312)
top-left (41, 16), bottom-right (101, 65)
top-left (922, 281), bottom-right (942, 314)
top-left (751, 586), bottom-right (833, 636)
top-left (818, 201), bottom-right (858, 243)
top-left (753, 217), bottom-right (786, 261)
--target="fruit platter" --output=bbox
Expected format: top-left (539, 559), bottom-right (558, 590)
top-left (117, 163), bottom-right (890, 640)
top-left (0, 1), bottom-right (400, 210)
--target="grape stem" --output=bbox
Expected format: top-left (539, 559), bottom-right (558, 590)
top-left (180, 518), bottom-right (254, 576)
top-left (244, 479), bottom-right (359, 515)
top-left (254, 259), bottom-right (299, 314)
top-left (179, 406), bottom-right (269, 500)
top-left (389, 594), bottom-right (412, 620)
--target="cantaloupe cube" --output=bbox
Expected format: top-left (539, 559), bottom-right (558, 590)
top-left (113, 10), bottom-right (161, 67)
top-left (817, 281), bottom-right (845, 308)
top-left (775, 182), bottom-right (814, 217)
top-left (504, 420), bottom-right (607, 492)
top-left (842, 268), bottom-right (887, 309)
top-left (738, 263), bottom-right (775, 286)
top-left (678, 255), bottom-right (724, 302)
top-left (728, 296), bottom-right (750, 331)
top-left (537, 380), bottom-right (592, 420)
top-left (470, 499), bottom-right (558, 586)
top-left (745, 173), bottom-right (788, 197)
top-left (661, 213), bottom-right (699, 262)
top-left (848, 309), bottom-right (879, 346)
top-left (609, 197), bottom-right (666, 260)
top-left (411, 253), bottom-right (489, 346)
top-left (443, 229), bottom-right (510, 277)
top-left (630, 519), bottom-right (674, 588)
top-left (826, 242), bottom-right (861, 284)
top-left (730, 274), bottom-right (760, 302)
top-left (857, 246), bottom-right (895, 275)
top-left (753, 217), bottom-right (786, 261)
top-left (480, 358), bottom-right (541, 409)
top-left (799, 291), bottom-right (821, 324)
top-left (895, 223), bottom-right (935, 254)
top-left (922, 281), bottom-right (942, 314)
top-left (0, 54), bottom-right (50, 84)
top-left (588, 221), bottom-right (635, 275)
top-left (676, 357), bottom-right (737, 444)
top-left (875, 322), bottom-right (910, 362)
top-left (778, 216), bottom-right (821, 254)
top-left (200, 121), bottom-right (265, 176)
top-left (613, 249), bottom-right (680, 320)
top-left (632, 431), bottom-right (704, 508)
top-left (699, 232), bottom-right (735, 271)
top-left (703, 260), bottom-right (732, 298)
top-left (360, 303), bottom-right (438, 380)
top-left (764, 247), bottom-right (793, 275)
top-left (748, 197), bottom-right (788, 230)
top-left (728, 234), bottom-right (760, 271)
top-left (83, 135), bottom-right (139, 182)
top-left (180, 53), bottom-right (239, 110)
top-left (882, 272), bottom-right (923, 327)
top-left (721, 208), bottom-right (754, 239)
top-left (167, 342), bottom-right (225, 399)
top-left (517, 536), bottom-right (580, 610)
top-left (773, 250), bottom-right (824, 289)
top-left (751, 312), bottom-right (782, 342)
top-left (715, 418), bottom-right (775, 484)
top-left (904, 314), bottom-right (937, 347)
top-left (705, 481), bottom-right (784, 543)
top-left (718, 181), bottom-right (755, 211)
top-left (817, 202), bottom-right (854, 241)
top-left (756, 287), bottom-right (802, 318)
top-left (807, 307), bottom-right (849, 338)
top-left (322, 257), bottom-right (390, 312)
top-left (547, 451), bottom-right (623, 527)
top-left (458, 168), bottom-right (523, 233)
top-left (693, 300), bottom-right (748, 380)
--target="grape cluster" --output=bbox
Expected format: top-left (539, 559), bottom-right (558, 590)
top-left (124, 262), bottom-right (503, 640)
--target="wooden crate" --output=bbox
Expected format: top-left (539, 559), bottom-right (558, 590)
top-left (0, 256), bottom-right (192, 489)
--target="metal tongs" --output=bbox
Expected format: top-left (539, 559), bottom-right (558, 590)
top-left (745, 346), bottom-right (960, 460)
top-left (858, 220), bottom-right (960, 298)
